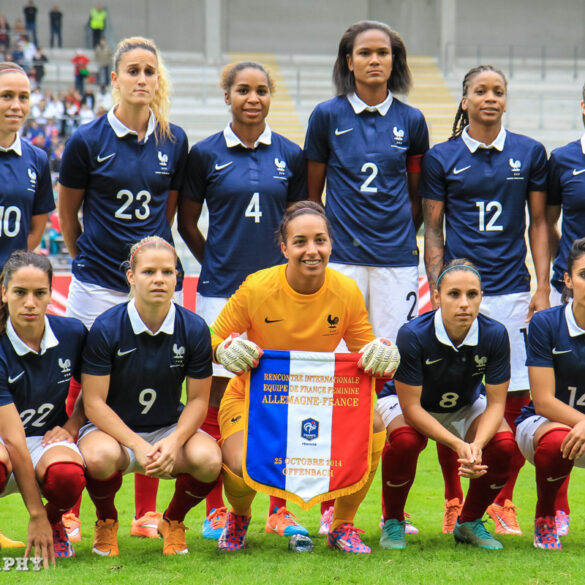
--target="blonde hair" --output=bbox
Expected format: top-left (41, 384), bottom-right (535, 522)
top-left (113, 36), bottom-right (172, 143)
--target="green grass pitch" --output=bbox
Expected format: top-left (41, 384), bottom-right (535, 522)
top-left (2, 446), bottom-right (584, 584)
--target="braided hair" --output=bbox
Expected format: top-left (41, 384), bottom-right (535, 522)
top-left (450, 65), bottom-right (507, 140)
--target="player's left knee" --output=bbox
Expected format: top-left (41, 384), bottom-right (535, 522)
top-left (189, 446), bottom-right (222, 483)
top-left (42, 461), bottom-right (86, 506)
top-left (485, 430), bottom-right (515, 460)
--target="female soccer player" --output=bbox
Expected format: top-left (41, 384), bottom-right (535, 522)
top-left (379, 260), bottom-right (514, 550)
top-left (304, 21), bottom-right (428, 532)
top-left (0, 61), bottom-right (55, 550)
top-left (58, 36), bottom-right (188, 540)
top-left (0, 63), bottom-right (54, 271)
top-left (79, 237), bottom-right (221, 557)
top-left (516, 238), bottom-right (585, 550)
top-left (0, 251), bottom-right (87, 561)
top-left (211, 201), bottom-right (398, 554)
top-left (178, 61), bottom-right (307, 539)
top-left (422, 65), bottom-right (549, 535)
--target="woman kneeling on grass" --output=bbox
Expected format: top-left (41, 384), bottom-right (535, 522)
top-left (386, 259), bottom-right (515, 550)
top-left (0, 251), bottom-right (87, 563)
top-left (79, 236), bottom-right (221, 556)
top-left (516, 237), bottom-right (585, 550)
top-left (211, 201), bottom-right (400, 554)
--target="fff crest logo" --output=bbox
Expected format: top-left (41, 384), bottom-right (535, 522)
top-left (301, 418), bottom-right (319, 441)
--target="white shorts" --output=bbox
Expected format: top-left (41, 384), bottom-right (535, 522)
top-left (480, 292), bottom-right (531, 391)
top-left (516, 414), bottom-right (585, 468)
top-left (329, 264), bottom-right (419, 340)
top-left (78, 422), bottom-right (211, 475)
top-left (376, 393), bottom-right (486, 438)
top-left (196, 294), bottom-right (235, 379)
top-left (67, 276), bottom-right (184, 330)
top-left (2, 437), bottom-right (82, 496)
top-left (549, 288), bottom-right (563, 308)
top-left (376, 394), bottom-right (403, 428)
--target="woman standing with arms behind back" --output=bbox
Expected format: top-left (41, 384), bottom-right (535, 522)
top-left (58, 36), bottom-right (188, 542)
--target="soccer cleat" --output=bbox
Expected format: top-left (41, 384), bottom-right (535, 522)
top-left (92, 519), bottom-right (119, 557)
top-left (202, 507), bottom-right (227, 540)
top-left (0, 530), bottom-right (24, 548)
top-left (486, 499), bottom-right (522, 535)
top-left (534, 516), bottom-right (561, 550)
top-left (218, 511), bottom-right (250, 551)
top-left (379, 513), bottom-right (419, 535)
top-left (158, 517), bottom-right (189, 555)
top-left (453, 519), bottom-right (503, 550)
top-left (555, 510), bottom-right (570, 537)
top-left (52, 521), bottom-right (75, 558)
top-left (379, 519), bottom-right (407, 550)
top-left (62, 512), bottom-right (82, 543)
top-left (327, 523), bottom-right (371, 554)
top-left (131, 511), bottom-right (162, 538)
top-left (443, 498), bottom-right (463, 534)
top-left (319, 506), bottom-right (334, 535)
top-left (265, 507), bottom-right (308, 536)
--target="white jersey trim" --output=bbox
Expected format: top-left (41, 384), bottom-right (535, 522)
top-left (127, 298), bottom-right (175, 336)
top-left (7, 315), bottom-right (59, 356)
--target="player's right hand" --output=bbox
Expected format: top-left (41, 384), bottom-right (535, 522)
top-left (215, 333), bottom-right (263, 375)
top-left (26, 513), bottom-right (55, 569)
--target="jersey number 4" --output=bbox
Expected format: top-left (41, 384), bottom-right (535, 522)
top-left (245, 192), bottom-right (262, 223)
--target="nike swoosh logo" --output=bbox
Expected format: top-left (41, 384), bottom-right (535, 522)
top-left (97, 153), bottom-right (116, 163)
top-left (425, 358), bottom-right (443, 365)
top-left (117, 348), bottom-right (137, 357)
top-left (547, 475), bottom-right (569, 482)
top-left (573, 169), bottom-right (585, 176)
top-left (334, 128), bottom-right (353, 136)
top-left (552, 348), bottom-right (572, 355)
top-left (8, 372), bottom-right (24, 383)
top-left (385, 480), bottom-right (409, 488)
top-left (215, 162), bottom-right (233, 171)
top-left (264, 317), bottom-right (284, 324)
top-left (490, 483), bottom-right (506, 490)
top-left (453, 165), bottom-right (471, 175)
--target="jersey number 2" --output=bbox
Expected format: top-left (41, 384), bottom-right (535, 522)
top-left (360, 163), bottom-right (378, 193)
top-left (245, 192), bottom-right (262, 223)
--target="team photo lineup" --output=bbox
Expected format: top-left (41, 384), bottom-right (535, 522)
top-left (2, 5), bottom-right (585, 573)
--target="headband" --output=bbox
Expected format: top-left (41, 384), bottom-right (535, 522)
top-left (436, 265), bottom-right (481, 287)
top-left (129, 240), bottom-right (175, 267)
top-left (0, 68), bottom-right (27, 76)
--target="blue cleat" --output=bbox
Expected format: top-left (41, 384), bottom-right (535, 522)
top-left (453, 519), bottom-right (503, 550)
top-left (202, 507), bottom-right (227, 540)
top-left (379, 518), bottom-right (407, 550)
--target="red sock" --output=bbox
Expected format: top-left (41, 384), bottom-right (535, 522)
top-left (437, 442), bottom-right (463, 502)
top-left (460, 431), bottom-right (515, 523)
top-left (269, 496), bottom-right (287, 514)
top-left (86, 471), bottom-right (123, 521)
top-left (69, 496), bottom-right (81, 517)
top-left (43, 462), bottom-right (86, 524)
top-left (494, 393), bottom-right (529, 505)
top-left (65, 377), bottom-right (82, 418)
top-left (381, 427), bottom-right (427, 521)
top-left (201, 406), bottom-right (225, 514)
top-left (321, 499), bottom-right (334, 514)
top-left (0, 461), bottom-right (8, 494)
top-left (555, 476), bottom-right (570, 513)
top-left (134, 473), bottom-right (159, 518)
top-left (165, 474), bottom-right (217, 523)
top-left (535, 429), bottom-right (574, 518)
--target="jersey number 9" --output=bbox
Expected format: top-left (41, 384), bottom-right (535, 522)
top-left (138, 388), bottom-right (157, 414)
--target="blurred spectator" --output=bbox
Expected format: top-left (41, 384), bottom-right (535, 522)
top-left (95, 84), bottom-right (113, 111)
top-left (0, 15), bottom-right (10, 51)
top-left (72, 49), bottom-right (90, 94)
top-left (23, 1), bottom-right (38, 47)
top-left (94, 38), bottom-right (112, 87)
top-left (50, 142), bottom-right (65, 173)
top-left (32, 46), bottom-right (47, 87)
top-left (30, 86), bottom-right (42, 106)
top-left (79, 102), bottom-right (95, 125)
top-left (82, 87), bottom-right (95, 110)
top-left (89, 4), bottom-right (107, 48)
top-left (13, 18), bottom-right (26, 39)
top-left (49, 5), bottom-right (62, 48)
top-left (22, 34), bottom-right (36, 71)
top-left (11, 41), bottom-right (25, 70)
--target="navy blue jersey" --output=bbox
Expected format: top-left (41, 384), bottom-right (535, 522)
top-left (82, 301), bottom-right (212, 432)
top-left (420, 130), bottom-right (548, 295)
top-left (181, 126), bottom-right (306, 297)
top-left (518, 303), bottom-right (585, 424)
top-left (304, 95), bottom-right (428, 267)
top-left (0, 137), bottom-right (54, 268)
top-left (59, 111), bottom-right (188, 292)
top-left (547, 139), bottom-right (585, 293)
top-left (0, 315), bottom-right (86, 437)
top-left (392, 310), bottom-right (510, 413)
